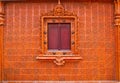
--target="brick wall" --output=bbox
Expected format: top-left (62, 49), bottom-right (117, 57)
top-left (3, 1), bottom-right (116, 81)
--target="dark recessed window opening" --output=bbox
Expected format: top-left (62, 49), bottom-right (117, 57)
top-left (48, 23), bottom-right (71, 50)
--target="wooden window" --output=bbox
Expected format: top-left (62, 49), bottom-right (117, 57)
top-left (48, 23), bottom-right (71, 50)
top-left (36, 3), bottom-right (82, 66)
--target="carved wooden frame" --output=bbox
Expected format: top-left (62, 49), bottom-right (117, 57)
top-left (36, 4), bottom-right (82, 65)
top-left (41, 16), bottom-right (77, 55)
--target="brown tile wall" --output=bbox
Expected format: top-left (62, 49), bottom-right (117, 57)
top-left (3, 0), bottom-right (116, 81)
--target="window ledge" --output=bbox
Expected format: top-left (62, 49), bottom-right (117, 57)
top-left (36, 55), bottom-right (82, 66)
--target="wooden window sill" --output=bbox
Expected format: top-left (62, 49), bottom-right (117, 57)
top-left (36, 55), bottom-right (82, 66)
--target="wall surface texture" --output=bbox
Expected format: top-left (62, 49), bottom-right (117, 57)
top-left (3, 0), bottom-right (117, 81)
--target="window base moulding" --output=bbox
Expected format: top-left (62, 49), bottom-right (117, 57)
top-left (36, 55), bottom-right (82, 66)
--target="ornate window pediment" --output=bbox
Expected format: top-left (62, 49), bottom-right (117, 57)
top-left (41, 4), bottom-right (75, 16)
top-left (36, 3), bottom-right (82, 66)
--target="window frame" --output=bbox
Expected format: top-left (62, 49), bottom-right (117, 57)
top-left (36, 4), bottom-right (82, 65)
top-left (41, 16), bottom-right (78, 56)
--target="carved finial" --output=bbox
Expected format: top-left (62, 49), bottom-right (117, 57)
top-left (53, 1), bottom-right (65, 16)
top-left (58, 0), bottom-right (61, 4)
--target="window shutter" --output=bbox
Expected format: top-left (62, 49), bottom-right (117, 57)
top-left (48, 23), bottom-right (71, 50)
top-left (60, 23), bottom-right (71, 50)
top-left (48, 24), bottom-right (59, 50)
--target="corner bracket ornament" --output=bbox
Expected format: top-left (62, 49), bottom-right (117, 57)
top-left (36, 1), bottom-right (82, 66)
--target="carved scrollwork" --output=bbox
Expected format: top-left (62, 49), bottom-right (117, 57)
top-left (53, 4), bottom-right (65, 16)
top-left (54, 56), bottom-right (65, 66)
top-left (41, 4), bottom-right (76, 16)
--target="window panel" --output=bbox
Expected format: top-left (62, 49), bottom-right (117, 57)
top-left (48, 23), bottom-right (59, 50)
top-left (48, 23), bottom-right (71, 50)
top-left (60, 23), bottom-right (71, 50)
